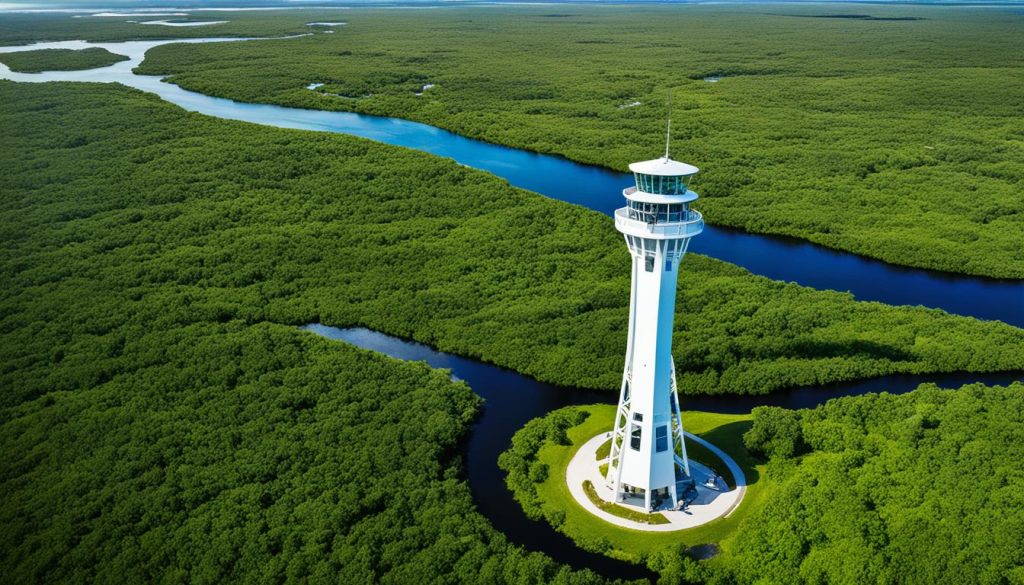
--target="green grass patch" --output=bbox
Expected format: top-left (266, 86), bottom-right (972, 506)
top-left (582, 480), bottom-right (670, 525)
top-left (500, 403), bottom-right (767, 563)
top-left (0, 47), bottom-right (128, 72)
top-left (595, 437), bottom-right (611, 460)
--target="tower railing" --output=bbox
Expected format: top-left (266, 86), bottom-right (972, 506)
top-left (614, 207), bottom-right (704, 238)
top-left (625, 207), bottom-right (700, 224)
top-left (623, 185), bottom-right (692, 198)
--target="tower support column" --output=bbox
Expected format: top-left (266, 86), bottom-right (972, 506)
top-left (603, 153), bottom-right (704, 511)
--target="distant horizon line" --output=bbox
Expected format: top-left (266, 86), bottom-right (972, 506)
top-left (4, 0), bottom-right (1024, 14)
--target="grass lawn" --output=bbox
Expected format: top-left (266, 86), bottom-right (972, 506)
top-left (531, 404), bottom-right (770, 563)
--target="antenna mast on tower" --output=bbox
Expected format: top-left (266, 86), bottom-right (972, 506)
top-left (664, 90), bottom-right (672, 159)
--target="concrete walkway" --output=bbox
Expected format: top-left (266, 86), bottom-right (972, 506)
top-left (565, 432), bottom-right (747, 532)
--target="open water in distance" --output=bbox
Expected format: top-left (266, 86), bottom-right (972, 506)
top-left (304, 324), bottom-right (1024, 582)
top-left (1, 37), bottom-right (1021, 326)
top-left (2, 31), bottom-right (1021, 582)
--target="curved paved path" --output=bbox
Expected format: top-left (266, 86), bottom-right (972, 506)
top-left (566, 432), bottom-right (746, 531)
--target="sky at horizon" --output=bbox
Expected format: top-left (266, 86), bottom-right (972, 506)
top-left (4, 0), bottom-right (1024, 12)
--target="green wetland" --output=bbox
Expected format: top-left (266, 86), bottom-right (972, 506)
top-left (1, 5), bottom-right (1023, 585)
top-left (2, 74), bottom-right (1023, 584)
top-left (0, 46), bottom-right (127, 72)
top-left (3, 82), bottom-right (1021, 403)
top-left (125, 5), bottom-right (1024, 278)
top-left (505, 382), bottom-right (1024, 584)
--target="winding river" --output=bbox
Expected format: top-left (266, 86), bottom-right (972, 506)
top-left (2, 35), bottom-right (1023, 582)
top-left (305, 325), bottom-right (1022, 580)
top-left (0, 36), bottom-right (1021, 327)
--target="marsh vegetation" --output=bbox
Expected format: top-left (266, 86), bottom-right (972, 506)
top-left (2, 79), bottom-right (1020, 582)
top-left (1, 7), bottom-right (1022, 584)
top-left (504, 382), bottom-right (1024, 584)
top-left (121, 5), bottom-right (1024, 278)
top-left (2, 81), bottom-right (1021, 409)
top-left (0, 47), bottom-right (128, 72)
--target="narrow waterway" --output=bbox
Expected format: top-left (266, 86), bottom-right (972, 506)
top-left (2, 34), bottom-right (1022, 581)
top-left (1, 37), bottom-right (1021, 327)
top-left (303, 324), bottom-right (1023, 581)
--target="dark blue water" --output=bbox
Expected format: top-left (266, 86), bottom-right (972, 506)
top-left (150, 78), bottom-right (1024, 328)
top-left (303, 324), bottom-right (654, 581)
top-left (148, 78), bottom-right (1024, 328)
top-left (2, 37), bottom-right (1020, 327)
top-left (304, 324), bottom-right (1023, 581)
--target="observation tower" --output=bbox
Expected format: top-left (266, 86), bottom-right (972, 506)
top-left (604, 135), bottom-right (704, 511)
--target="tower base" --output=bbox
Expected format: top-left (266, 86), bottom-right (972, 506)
top-left (605, 360), bottom-right (692, 508)
top-left (567, 432), bottom-right (746, 532)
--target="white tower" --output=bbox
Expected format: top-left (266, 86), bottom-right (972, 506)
top-left (605, 138), bottom-right (704, 511)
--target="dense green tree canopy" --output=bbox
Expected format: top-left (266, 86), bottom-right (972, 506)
top-left (117, 5), bottom-right (1024, 277)
top-left (0, 47), bottom-right (128, 72)
top-left (0, 86), bottom-right (625, 584)
top-left (1, 319), bottom-right (632, 583)
top-left (1, 7), bottom-right (1022, 582)
top-left (2, 81), bottom-right (1021, 408)
top-left (705, 382), bottom-right (1024, 585)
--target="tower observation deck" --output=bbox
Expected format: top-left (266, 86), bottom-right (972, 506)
top-left (605, 153), bottom-right (704, 511)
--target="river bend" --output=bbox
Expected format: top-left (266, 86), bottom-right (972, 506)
top-left (3, 35), bottom-right (1023, 582)
top-left (304, 324), bottom-right (1024, 581)
top-left (1, 36), bottom-right (1021, 327)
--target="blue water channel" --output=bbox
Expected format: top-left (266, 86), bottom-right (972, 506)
top-left (305, 325), bottom-right (1023, 581)
top-left (2, 36), bottom-right (1022, 582)
top-left (0, 36), bottom-right (1020, 327)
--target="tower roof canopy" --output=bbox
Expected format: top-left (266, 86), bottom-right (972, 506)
top-left (628, 157), bottom-right (699, 177)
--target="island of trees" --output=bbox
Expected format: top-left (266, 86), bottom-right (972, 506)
top-left (0, 47), bottom-right (128, 72)
top-left (503, 382), bottom-right (1024, 584)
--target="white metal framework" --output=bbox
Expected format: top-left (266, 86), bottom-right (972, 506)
top-left (604, 152), bottom-right (704, 511)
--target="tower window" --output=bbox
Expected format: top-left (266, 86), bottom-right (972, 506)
top-left (634, 173), bottom-right (689, 195)
top-left (630, 425), bottom-right (642, 450)
top-left (644, 255), bottom-right (655, 272)
top-left (655, 426), bottom-right (669, 452)
top-left (665, 259), bottom-right (673, 272)
top-left (633, 412), bottom-right (643, 422)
